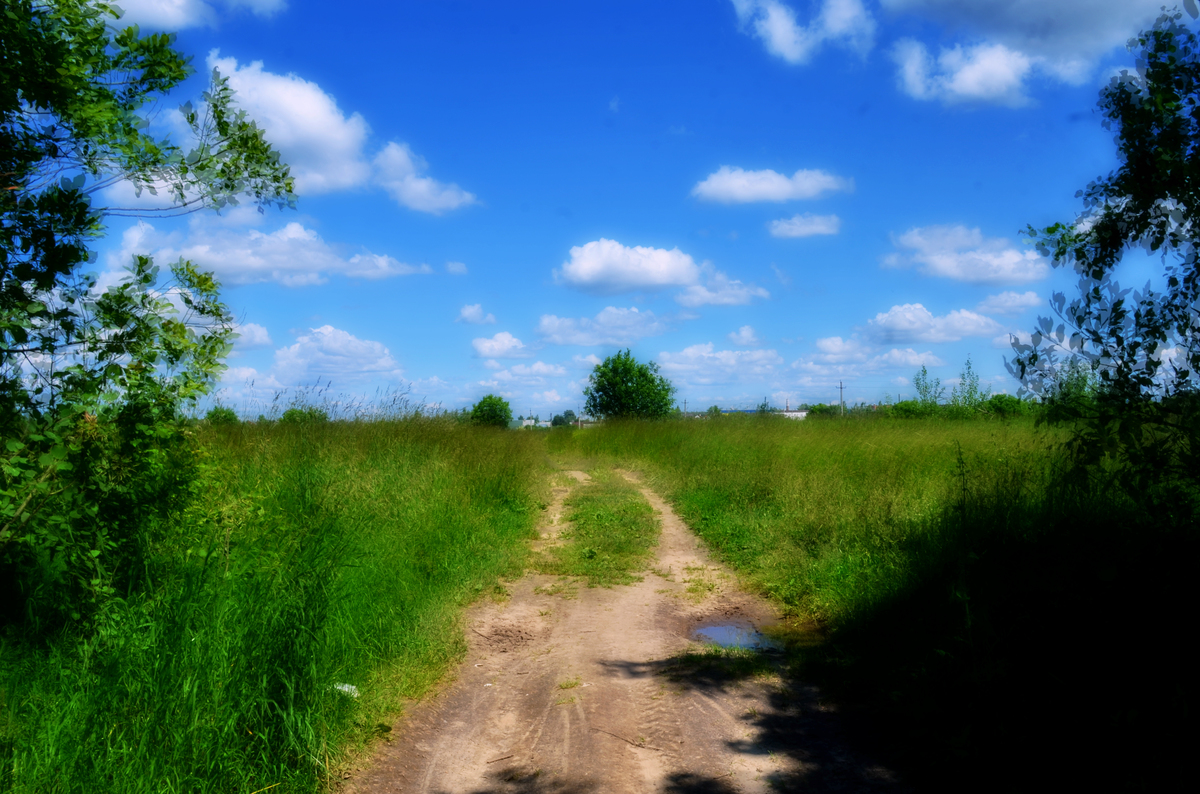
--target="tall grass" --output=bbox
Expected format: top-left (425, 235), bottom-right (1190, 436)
top-left (550, 416), bottom-right (1195, 790)
top-left (0, 419), bottom-right (544, 793)
top-left (551, 416), bottom-right (1055, 626)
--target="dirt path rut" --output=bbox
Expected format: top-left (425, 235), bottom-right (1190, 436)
top-left (347, 471), bottom-right (902, 793)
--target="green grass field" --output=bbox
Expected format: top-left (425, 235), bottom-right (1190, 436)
top-left (1, 414), bottom-right (1193, 792)
top-left (0, 419), bottom-right (544, 793)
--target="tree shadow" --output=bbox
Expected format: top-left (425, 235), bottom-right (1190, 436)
top-left (599, 647), bottom-right (906, 793)
top-left (441, 765), bottom-right (602, 794)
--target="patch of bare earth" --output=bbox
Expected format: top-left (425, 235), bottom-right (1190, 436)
top-left (345, 471), bottom-right (903, 793)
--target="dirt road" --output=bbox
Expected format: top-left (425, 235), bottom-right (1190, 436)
top-left (347, 471), bottom-right (902, 793)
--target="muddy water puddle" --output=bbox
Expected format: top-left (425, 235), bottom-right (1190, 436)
top-left (691, 620), bottom-right (782, 650)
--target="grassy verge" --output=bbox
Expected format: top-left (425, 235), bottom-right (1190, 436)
top-left (549, 417), bottom-right (1196, 790)
top-left (533, 468), bottom-right (658, 587)
top-left (0, 419), bottom-right (544, 793)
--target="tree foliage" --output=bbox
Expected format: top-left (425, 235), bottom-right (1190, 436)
top-left (1009, 8), bottom-right (1200, 492)
top-left (471, 394), bottom-right (512, 428)
top-left (1, 1), bottom-right (294, 627)
top-left (582, 349), bottom-right (676, 420)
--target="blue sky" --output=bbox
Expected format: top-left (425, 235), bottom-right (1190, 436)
top-left (101, 0), bottom-right (1167, 416)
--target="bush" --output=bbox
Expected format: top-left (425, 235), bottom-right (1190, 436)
top-left (888, 400), bottom-right (932, 418)
top-left (279, 407), bottom-right (329, 425)
top-left (204, 406), bottom-right (239, 425)
top-left (471, 394), bottom-right (512, 428)
top-left (985, 394), bottom-right (1026, 418)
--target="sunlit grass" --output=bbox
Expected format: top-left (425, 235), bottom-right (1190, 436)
top-left (0, 418), bottom-right (544, 793)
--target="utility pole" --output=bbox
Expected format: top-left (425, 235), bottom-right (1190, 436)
top-left (839, 381), bottom-right (845, 416)
top-left (684, 399), bottom-right (687, 415)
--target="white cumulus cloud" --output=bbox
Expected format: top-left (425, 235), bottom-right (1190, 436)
top-left (472, 332), bottom-right (527, 358)
top-left (207, 52), bottom-right (371, 195)
top-left (204, 53), bottom-right (475, 212)
top-left (539, 307), bottom-right (667, 346)
top-left (273, 325), bottom-right (403, 386)
top-left (115, 0), bottom-right (286, 30)
top-left (872, 348), bottom-right (946, 368)
top-left (658, 343), bottom-right (784, 385)
top-left (791, 338), bottom-right (945, 383)
top-left (488, 361), bottom-right (568, 386)
top-left (769, 213), bottom-right (841, 238)
top-left (555, 239), bottom-right (700, 293)
top-left (813, 336), bottom-right (871, 363)
top-left (883, 1), bottom-right (1164, 105)
top-left (107, 220), bottom-right (430, 287)
top-left (373, 142), bottom-right (477, 214)
top-left (730, 0), bottom-right (876, 64)
top-left (728, 325), bottom-right (760, 346)
top-left (233, 322), bottom-right (272, 348)
top-left (867, 303), bottom-right (1002, 343)
top-left (976, 291), bottom-right (1041, 315)
top-left (882, 0), bottom-right (1163, 66)
top-left (458, 304), bottom-right (496, 324)
top-left (885, 224), bottom-right (1049, 285)
top-left (676, 271), bottom-right (770, 307)
top-left (692, 166), bottom-right (852, 203)
top-left (892, 39), bottom-right (1033, 106)
top-left (446, 261), bottom-right (468, 275)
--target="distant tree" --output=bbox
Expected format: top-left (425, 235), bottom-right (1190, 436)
top-left (583, 349), bottom-right (676, 420)
top-left (279, 406), bottom-right (328, 424)
top-left (471, 394), bottom-right (512, 428)
top-left (204, 405), bottom-right (239, 425)
top-left (706, 405), bottom-right (723, 418)
top-left (562, 409), bottom-right (577, 424)
top-left (551, 413), bottom-right (566, 427)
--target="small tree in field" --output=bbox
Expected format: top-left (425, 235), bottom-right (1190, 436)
top-left (583, 349), bottom-right (676, 420)
top-left (1, 0), bottom-right (294, 626)
top-left (471, 394), bottom-right (512, 428)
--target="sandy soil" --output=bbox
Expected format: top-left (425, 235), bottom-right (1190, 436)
top-left (345, 470), bottom-right (904, 793)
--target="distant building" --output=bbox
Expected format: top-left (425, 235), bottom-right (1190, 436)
top-left (781, 411), bottom-right (807, 420)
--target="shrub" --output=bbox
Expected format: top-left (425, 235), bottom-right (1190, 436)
top-left (205, 406), bottom-right (239, 425)
top-left (279, 406), bottom-right (329, 425)
top-left (986, 394), bottom-right (1026, 418)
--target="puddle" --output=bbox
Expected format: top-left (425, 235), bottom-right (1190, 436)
top-left (691, 621), bottom-right (781, 651)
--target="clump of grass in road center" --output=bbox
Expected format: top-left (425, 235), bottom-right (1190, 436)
top-left (557, 677), bottom-right (581, 690)
top-left (533, 468), bottom-right (659, 587)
